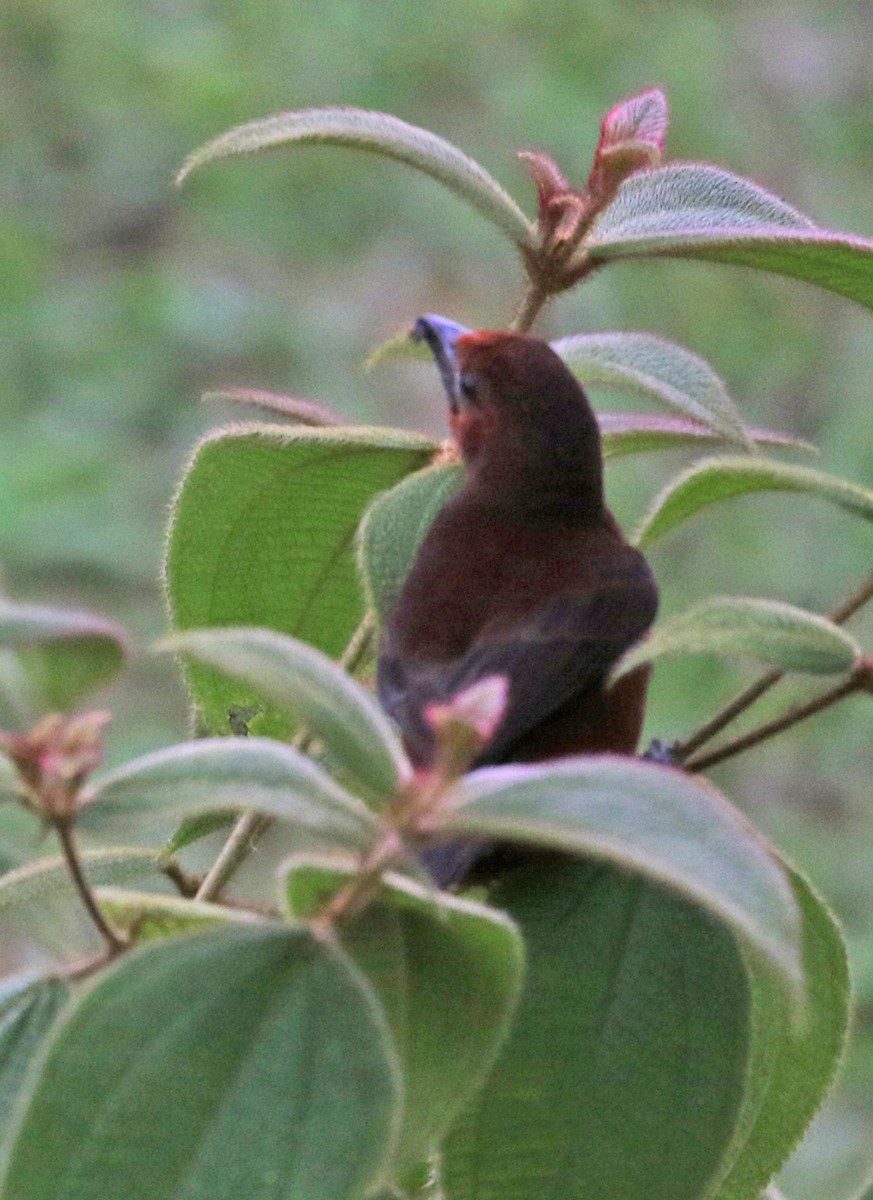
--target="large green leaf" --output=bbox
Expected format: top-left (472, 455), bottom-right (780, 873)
top-left (0, 976), bottom-right (70, 1172)
top-left (285, 859), bottom-right (524, 1180)
top-left (634, 456), bottom-right (873, 546)
top-left (445, 756), bottom-right (802, 999)
top-left (165, 628), bottom-right (409, 799)
top-left (177, 107), bottom-right (536, 249)
top-left (709, 867), bottom-right (848, 1200)
top-left (165, 423), bottom-right (435, 737)
top-left (587, 165), bottom-right (873, 312)
top-left (553, 331), bottom-right (750, 448)
top-left (0, 599), bottom-right (126, 724)
top-left (80, 738), bottom-right (379, 852)
top-left (443, 860), bottom-right (751, 1200)
top-left (357, 462), bottom-right (462, 624)
top-left (612, 597), bottom-right (859, 681)
top-left (1, 926), bottom-right (401, 1200)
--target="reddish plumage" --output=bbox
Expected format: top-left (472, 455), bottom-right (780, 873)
top-left (377, 318), bottom-right (658, 878)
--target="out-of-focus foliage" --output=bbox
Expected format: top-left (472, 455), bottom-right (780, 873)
top-left (3, 2), bottom-right (873, 1194)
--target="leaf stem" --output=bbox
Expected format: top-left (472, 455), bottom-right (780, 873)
top-left (195, 810), bottom-right (271, 901)
top-left (511, 282), bottom-right (549, 334)
top-left (53, 817), bottom-right (127, 956)
top-left (685, 667), bottom-right (869, 774)
top-left (674, 566), bottom-right (873, 761)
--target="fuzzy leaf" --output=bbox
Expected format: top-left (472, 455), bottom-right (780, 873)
top-left (635, 456), bottom-right (873, 546)
top-left (446, 756), bottom-right (802, 1002)
top-left (177, 107), bottom-right (536, 249)
top-left (94, 887), bottom-right (261, 943)
top-left (164, 628), bottom-right (410, 798)
top-left (0, 848), bottom-right (160, 914)
top-left (0, 600), bottom-right (126, 721)
top-left (612, 597), bottom-right (859, 681)
top-left (80, 738), bottom-right (378, 851)
top-left (0, 976), bottom-right (70, 1173)
top-left (553, 332), bottom-right (750, 448)
top-left (285, 859), bottom-right (524, 1179)
top-left (588, 166), bottom-right (873, 312)
top-left (201, 389), bottom-right (344, 426)
top-left (165, 423), bottom-right (435, 738)
top-left (443, 860), bottom-right (750, 1200)
top-left (357, 462), bottom-right (462, 623)
top-left (599, 412), bottom-right (814, 459)
top-left (590, 164), bottom-right (814, 242)
top-left (709, 867), bottom-right (849, 1200)
top-left (598, 88), bottom-right (668, 156)
top-left (1, 927), bottom-right (401, 1200)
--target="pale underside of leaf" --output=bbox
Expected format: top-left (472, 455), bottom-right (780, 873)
top-left (177, 107), bottom-right (536, 248)
top-left (634, 456), bottom-right (873, 546)
top-left (553, 331), bottom-right (750, 448)
top-left (612, 596), bottom-right (859, 682)
top-left (0, 848), bottom-right (159, 913)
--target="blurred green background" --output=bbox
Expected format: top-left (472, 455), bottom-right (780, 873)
top-left (3, 0), bottom-right (873, 1193)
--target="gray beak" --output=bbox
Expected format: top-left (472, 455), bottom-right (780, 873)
top-left (412, 314), bottom-right (472, 413)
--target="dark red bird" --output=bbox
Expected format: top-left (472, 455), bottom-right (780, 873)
top-left (377, 316), bottom-right (658, 878)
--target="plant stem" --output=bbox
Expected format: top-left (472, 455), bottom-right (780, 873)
top-left (685, 670), bottom-right (866, 774)
top-left (511, 282), bottom-right (549, 334)
top-left (195, 611), bottom-right (377, 903)
top-left (195, 810), bottom-right (270, 902)
top-left (313, 827), bottom-right (405, 930)
top-left (674, 566), bottom-right (873, 761)
top-left (54, 817), bottom-right (127, 956)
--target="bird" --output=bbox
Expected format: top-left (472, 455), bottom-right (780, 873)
top-left (377, 315), bottom-right (659, 883)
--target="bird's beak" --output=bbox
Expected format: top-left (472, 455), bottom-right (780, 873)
top-left (413, 314), bottom-right (472, 412)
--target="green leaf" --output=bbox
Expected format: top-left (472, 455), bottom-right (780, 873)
top-left (177, 107), bottom-right (536, 249)
top-left (446, 756), bottom-right (802, 1000)
top-left (285, 859), bottom-right (524, 1179)
top-left (94, 887), bottom-right (263, 942)
top-left (201, 389), bottom-right (344, 426)
top-left (357, 462), bottom-right (462, 624)
top-left (165, 628), bottom-right (409, 798)
top-left (443, 860), bottom-right (751, 1200)
top-left (0, 599), bottom-right (126, 721)
top-left (599, 413), bottom-right (815, 459)
top-left (162, 810), bottom-right (236, 856)
top-left (634, 456), bottom-right (873, 546)
top-left (165, 423), bottom-right (435, 738)
top-left (553, 332), bottom-right (750, 448)
top-left (612, 597), bottom-right (859, 681)
top-left (1, 926), bottom-right (401, 1200)
top-left (587, 166), bottom-right (873, 312)
top-left (80, 738), bottom-right (379, 852)
top-left (0, 847), bottom-right (159, 915)
top-left (0, 976), bottom-right (69, 1172)
top-left (590, 164), bottom-right (815, 242)
top-left (709, 867), bottom-right (849, 1200)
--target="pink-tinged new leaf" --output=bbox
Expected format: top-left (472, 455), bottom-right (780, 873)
top-left (518, 151), bottom-right (570, 220)
top-left (597, 88), bottom-right (669, 158)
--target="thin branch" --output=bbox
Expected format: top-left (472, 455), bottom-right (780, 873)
top-left (195, 810), bottom-right (270, 902)
top-left (674, 565), bottom-right (873, 761)
top-left (511, 282), bottom-right (549, 334)
top-left (54, 818), bottom-right (127, 956)
top-left (686, 671), bottom-right (866, 774)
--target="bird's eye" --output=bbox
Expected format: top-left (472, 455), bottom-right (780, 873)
top-left (459, 374), bottom-right (478, 403)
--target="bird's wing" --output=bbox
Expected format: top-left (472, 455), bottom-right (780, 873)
top-left (378, 561), bottom-right (657, 766)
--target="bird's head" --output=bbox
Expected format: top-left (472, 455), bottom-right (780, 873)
top-left (413, 314), bottom-right (604, 513)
